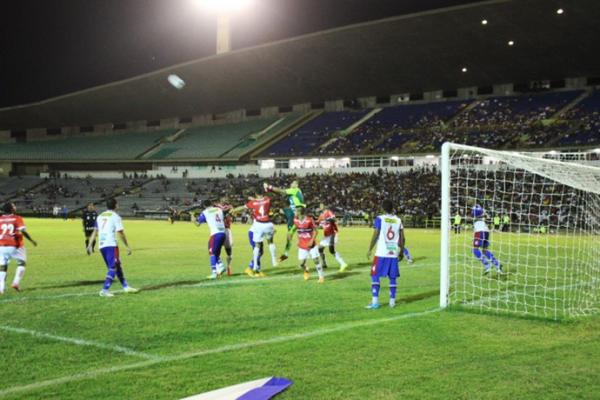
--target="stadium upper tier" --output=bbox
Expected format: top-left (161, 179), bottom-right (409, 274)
top-left (0, 130), bottom-right (175, 161)
top-left (260, 110), bottom-right (372, 157)
top-left (149, 118), bottom-right (281, 160)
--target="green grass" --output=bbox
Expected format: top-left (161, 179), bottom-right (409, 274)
top-left (0, 219), bottom-right (598, 399)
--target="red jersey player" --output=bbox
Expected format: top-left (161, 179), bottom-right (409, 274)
top-left (233, 190), bottom-right (277, 277)
top-left (215, 199), bottom-right (234, 275)
top-left (317, 205), bottom-right (348, 272)
top-left (0, 202), bottom-right (37, 294)
top-left (294, 205), bottom-right (324, 283)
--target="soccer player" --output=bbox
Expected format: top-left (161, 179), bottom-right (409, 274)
top-left (233, 190), bottom-right (277, 277)
top-left (86, 198), bottom-right (138, 297)
top-left (316, 205), bottom-right (348, 272)
top-left (294, 205), bottom-right (324, 283)
top-left (453, 211), bottom-right (462, 234)
top-left (215, 199), bottom-right (234, 276)
top-left (471, 205), bottom-right (503, 275)
top-left (366, 200), bottom-right (404, 309)
top-left (82, 202), bottom-right (98, 253)
top-left (0, 202), bottom-right (37, 294)
top-left (195, 199), bottom-right (227, 279)
top-left (264, 180), bottom-right (305, 261)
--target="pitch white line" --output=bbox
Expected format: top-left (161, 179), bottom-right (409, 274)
top-left (0, 308), bottom-right (440, 398)
top-left (0, 325), bottom-right (161, 361)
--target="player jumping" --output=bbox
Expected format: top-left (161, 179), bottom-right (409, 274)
top-left (317, 204), bottom-right (348, 272)
top-left (366, 200), bottom-right (404, 309)
top-left (471, 204), bottom-right (503, 275)
top-left (194, 200), bottom-right (227, 279)
top-left (294, 205), bottom-right (324, 283)
top-left (264, 180), bottom-right (305, 262)
top-left (0, 202), bottom-right (38, 294)
top-left (87, 199), bottom-right (138, 297)
top-left (233, 190), bottom-right (277, 277)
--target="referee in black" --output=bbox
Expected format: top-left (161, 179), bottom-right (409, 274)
top-left (82, 202), bottom-right (98, 253)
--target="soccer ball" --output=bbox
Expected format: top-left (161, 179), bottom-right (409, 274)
top-left (167, 74), bottom-right (186, 90)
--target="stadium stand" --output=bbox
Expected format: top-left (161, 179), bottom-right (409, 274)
top-left (0, 130), bottom-right (175, 161)
top-left (558, 90), bottom-right (600, 146)
top-left (260, 110), bottom-right (372, 157)
top-left (150, 118), bottom-right (280, 160)
top-left (321, 100), bottom-right (470, 155)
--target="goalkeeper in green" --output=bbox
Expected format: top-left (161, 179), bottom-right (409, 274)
top-left (263, 180), bottom-right (305, 261)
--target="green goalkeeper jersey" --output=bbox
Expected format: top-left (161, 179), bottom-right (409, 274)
top-left (285, 188), bottom-right (305, 210)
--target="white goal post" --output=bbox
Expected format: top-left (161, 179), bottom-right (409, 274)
top-left (440, 142), bottom-right (600, 319)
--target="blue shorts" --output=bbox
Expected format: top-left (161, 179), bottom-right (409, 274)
top-left (371, 256), bottom-right (400, 278)
top-left (473, 231), bottom-right (490, 248)
top-left (100, 246), bottom-right (120, 269)
top-left (208, 232), bottom-right (226, 257)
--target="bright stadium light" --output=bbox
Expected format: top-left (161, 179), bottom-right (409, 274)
top-left (194, 0), bottom-right (253, 13)
top-left (556, 8), bottom-right (564, 15)
top-left (461, 67), bottom-right (468, 73)
top-left (508, 40), bottom-right (515, 46)
top-left (192, 0), bottom-right (254, 54)
top-left (481, 19), bottom-right (488, 25)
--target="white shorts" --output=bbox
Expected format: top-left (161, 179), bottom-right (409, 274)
top-left (250, 221), bottom-right (274, 242)
top-left (319, 235), bottom-right (338, 248)
top-left (0, 246), bottom-right (17, 266)
top-left (298, 246), bottom-right (320, 261)
top-left (13, 247), bottom-right (26, 262)
top-left (224, 229), bottom-right (233, 248)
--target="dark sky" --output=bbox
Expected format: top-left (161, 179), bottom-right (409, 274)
top-left (1, 0), bottom-right (479, 108)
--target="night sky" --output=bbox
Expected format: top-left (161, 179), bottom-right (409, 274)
top-left (1, 0), bottom-right (479, 108)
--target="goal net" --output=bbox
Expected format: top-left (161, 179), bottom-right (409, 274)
top-left (440, 142), bottom-right (600, 319)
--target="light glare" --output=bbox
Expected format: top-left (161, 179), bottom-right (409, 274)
top-left (481, 19), bottom-right (488, 25)
top-left (461, 67), bottom-right (468, 73)
top-left (556, 8), bottom-right (564, 14)
top-left (508, 40), bottom-right (515, 46)
top-left (195, 0), bottom-right (253, 13)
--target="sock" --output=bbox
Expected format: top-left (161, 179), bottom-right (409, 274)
top-left (252, 246), bottom-right (260, 271)
top-left (85, 238), bottom-right (89, 249)
top-left (92, 240), bottom-right (96, 251)
top-left (0, 271), bottom-right (6, 293)
top-left (12, 266), bottom-right (25, 286)
top-left (115, 264), bottom-right (128, 288)
top-left (484, 250), bottom-right (501, 269)
top-left (390, 277), bottom-right (397, 303)
top-left (103, 267), bottom-right (116, 290)
top-left (472, 248), bottom-right (490, 269)
top-left (334, 252), bottom-right (346, 266)
top-left (315, 262), bottom-right (324, 278)
top-left (210, 255), bottom-right (218, 272)
top-left (403, 248), bottom-right (413, 262)
top-left (269, 243), bottom-right (277, 265)
top-left (226, 255), bottom-right (233, 267)
top-left (371, 276), bottom-right (380, 304)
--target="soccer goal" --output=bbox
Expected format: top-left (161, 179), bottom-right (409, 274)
top-left (439, 142), bottom-right (600, 319)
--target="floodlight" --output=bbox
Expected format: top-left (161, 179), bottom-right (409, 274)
top-left (556, 8), bottom-right (564, 14)
top-left (481, 19), bottom-right (488, 25)
top-left (195, 0), bottom-right (253, 13)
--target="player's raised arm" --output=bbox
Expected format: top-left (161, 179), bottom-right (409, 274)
top-left (194, 212), bottom-right (207, 226)
top-left (263, 182), bottom-right (286, 195)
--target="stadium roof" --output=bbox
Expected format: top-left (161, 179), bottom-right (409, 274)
top-left (1, 0), bottom-right (599, 130)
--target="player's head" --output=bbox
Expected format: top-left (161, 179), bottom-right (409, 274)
top-left (381, 199), bottom-right (394, 214)
top-left (202, 199), bottom-right (212, 208)
top-left (2, 202), bottom-right (15, 214)
top-left (87, 202), bottom-right (95, 211)
top-left (290, 180), bottom-right (299, 189)
top-left (106, 198), bottom-right (118, 211)
top-left (472, 204), bottom-right (484, 218)
top-left (296, 204), bottom-right (306, 216)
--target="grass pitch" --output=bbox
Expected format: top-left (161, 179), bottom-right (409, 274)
top-left (0, 219), bottom-right (599, 399)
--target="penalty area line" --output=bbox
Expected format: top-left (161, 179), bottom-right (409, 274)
top-left (0, 308), bottom-right (441, 398)
top-left (0, 324), bottom-right (161, 361)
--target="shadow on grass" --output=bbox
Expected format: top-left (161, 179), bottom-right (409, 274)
top-left (30, 280), bottom-right (104, 291)
top-left (396, 289), bottom-right (439, 304)
top-left (446, 304), bottom-right (573, 324)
